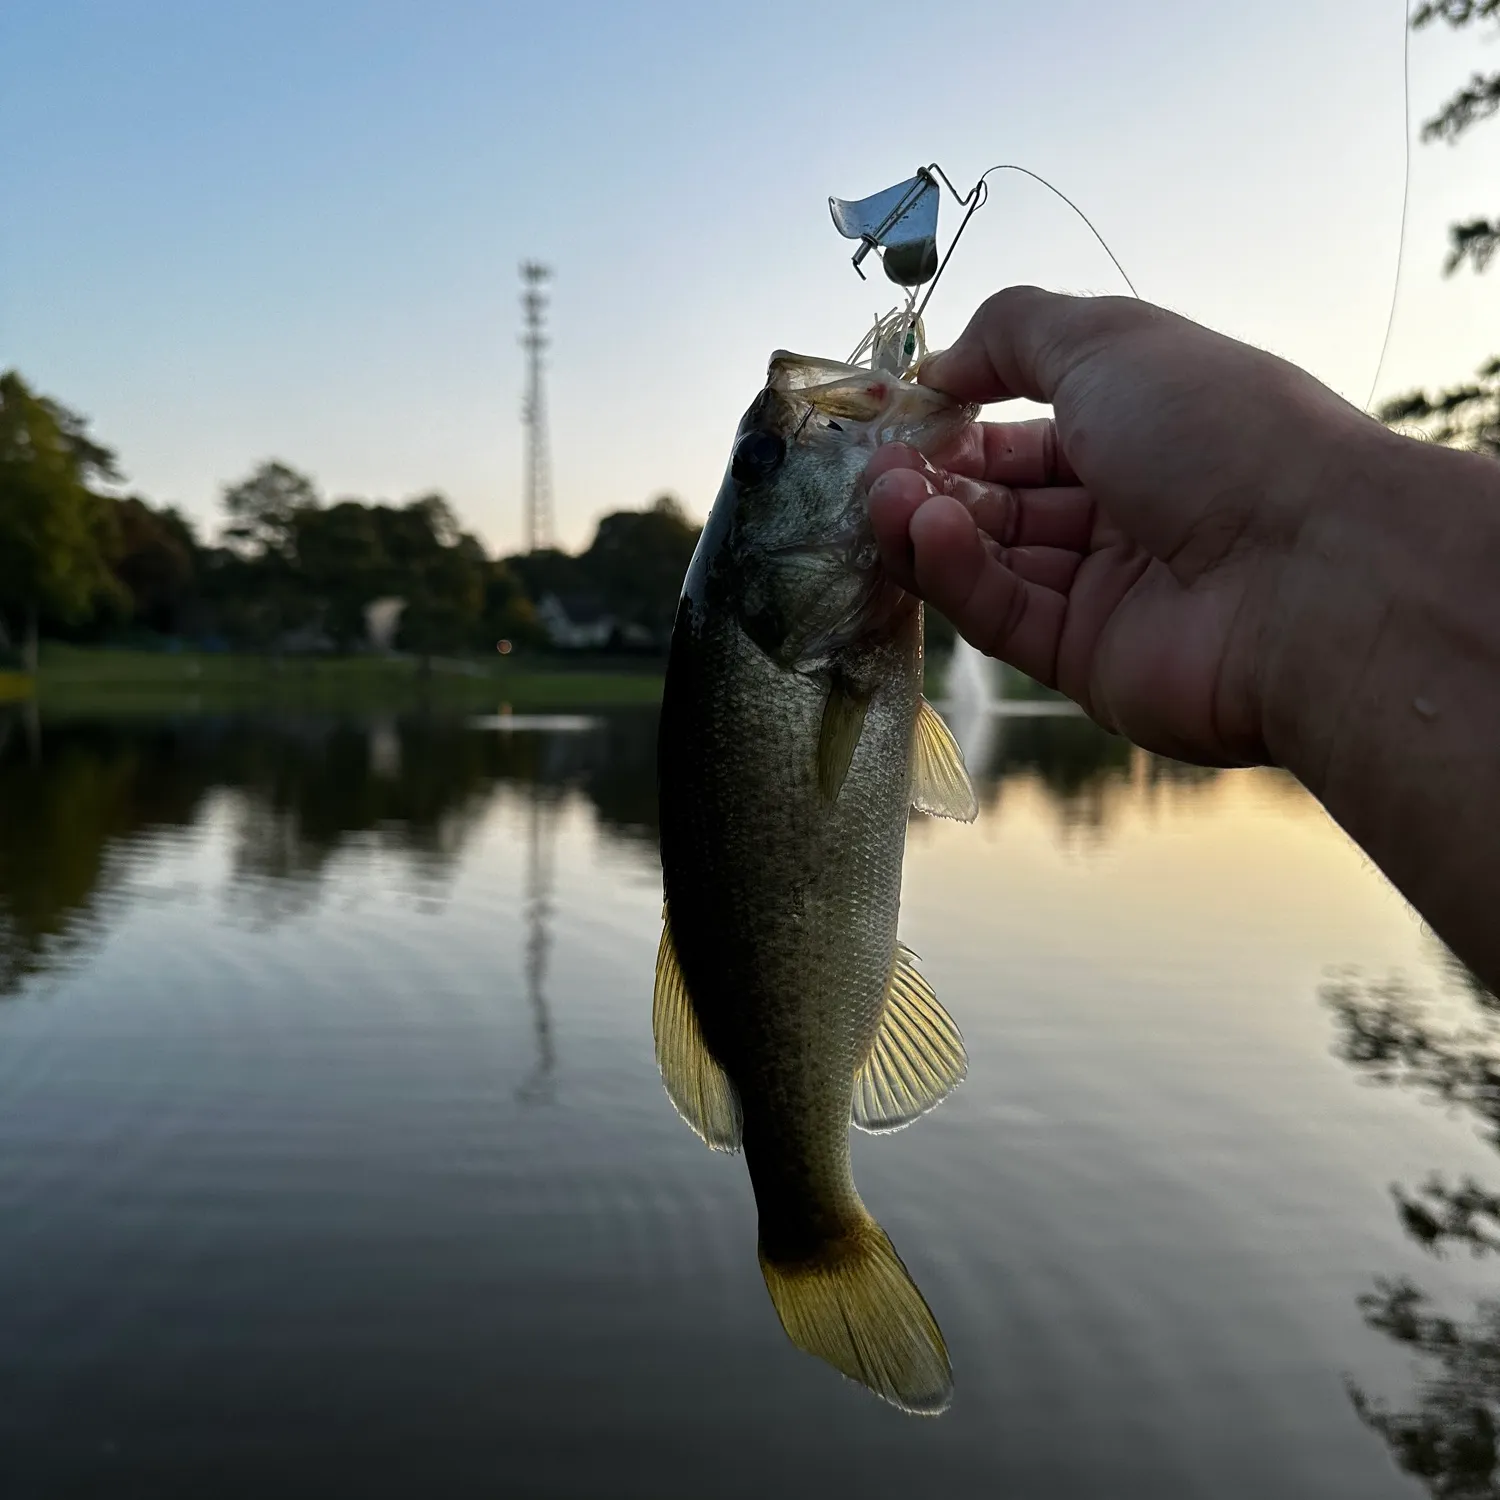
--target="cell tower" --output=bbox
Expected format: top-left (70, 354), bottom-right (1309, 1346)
top-left (519, 261), bottom-right (554, 553)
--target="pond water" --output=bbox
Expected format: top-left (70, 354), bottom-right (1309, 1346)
top-left (0, 700), bottom-right (1495, 1498)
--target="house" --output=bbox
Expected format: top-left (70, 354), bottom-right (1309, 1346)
top-left (536, 592), bottom-right (617, 650)
top-left (364, 597), bottom-right (406, 653)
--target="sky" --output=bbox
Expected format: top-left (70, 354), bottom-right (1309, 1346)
top-left (1, 0), bottom-right (1497, 556)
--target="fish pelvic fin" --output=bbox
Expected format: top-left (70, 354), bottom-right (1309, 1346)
top-left (758, 1214), bottom-right (952, 1415)
top-left (911, 697), bottom-right (977, 821)
top-left (853, 943), bottom-right (967, 1133)
top-left (818, 678), bottom-right (870, 802)
top-left (653, 911), bottom-right (743, 1152)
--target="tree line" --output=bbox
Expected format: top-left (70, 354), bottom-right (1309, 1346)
top-left (0, 370), bottom-right (701, 669)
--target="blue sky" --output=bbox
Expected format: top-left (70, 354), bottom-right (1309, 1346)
top-left (2, 1), bottom-right (1496, 553)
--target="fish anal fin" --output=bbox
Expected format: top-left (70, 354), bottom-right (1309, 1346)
top-left (759, 1215), bottom-right (952, 1415)
top-left (818, 680), bottom-right (870, 802)
top-left (853, 944), bottom-right (967, 1133)
top-left (911, 697), bottom-right (977, 821)
top-left (653, 913), bottom-right (742, 1152)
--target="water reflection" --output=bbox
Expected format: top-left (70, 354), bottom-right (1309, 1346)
top-left (0, 702), bottom-right (1453, 1493)
top-left (1325, 962), bottom-right (1500, 1496)
top-left (0, 717), bottom-right (215, 991)
top-left (518, 791), bottom-right (559, 1103)
top-left (967, 710), bottom-right (1227, 834)
top-left (974, 712), bottom-right (1132, 827)
top-left (0, 702), bottom-right (1220, 1003)
top-left (0, 708), bottom-right (660, 996)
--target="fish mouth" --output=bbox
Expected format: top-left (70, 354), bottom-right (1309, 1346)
top-left (760, 350), bottom-right (974, 453)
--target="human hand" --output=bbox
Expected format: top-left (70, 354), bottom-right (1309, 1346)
top-left (865, 286), bottom-right (1396, 765)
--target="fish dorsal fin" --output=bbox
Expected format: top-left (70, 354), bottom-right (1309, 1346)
top-left (911, 697), bottom-right (977, 821)
top-left (818, 680), bottom-right (871, 802)
top-left (653, 913), bottom-right (742, 1152)
top-left (853, 944), bottom-right (967, 1133)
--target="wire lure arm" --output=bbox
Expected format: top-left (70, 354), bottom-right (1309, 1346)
top-left (829, 161), bottom-right (1139, 375)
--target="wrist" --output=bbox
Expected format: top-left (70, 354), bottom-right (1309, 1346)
top-left (1260, 423), bottom-right (1500, 798)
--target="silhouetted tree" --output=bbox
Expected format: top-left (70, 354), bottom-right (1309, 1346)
top-left (482, 559), bottom-right (542, 649)
top-left (1380, 3), bottom-right (1500, 451)
top-left (221, 460), bottom-right (319, 559)
top-left (111, 496), bottom-right (198, 634)
top-left (506, 494), bottom-right (701, 650)
top-left (585, 494), bottom-right (701, 641)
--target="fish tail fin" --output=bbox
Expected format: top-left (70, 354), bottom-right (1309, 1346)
top-left (758, 1214), bottom-right (952, 1415)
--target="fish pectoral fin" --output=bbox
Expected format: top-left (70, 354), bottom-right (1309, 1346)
top-left (653, 912), bottom-right (742, 1152)
top-left (818, 679), bottom-right (871, 802)
top-left (759, 1215), bottom-right (952, 1415)
top-left (911, 697), bottom-right (977, 821)
top-left (853, 944), bottom-right (967, 1133)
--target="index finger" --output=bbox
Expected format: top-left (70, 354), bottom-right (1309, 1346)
top-left (933, 419), bottom-right (1078, 487)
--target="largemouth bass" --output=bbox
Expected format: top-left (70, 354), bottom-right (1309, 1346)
top-left (655, 351), bottom-right (978, 1413)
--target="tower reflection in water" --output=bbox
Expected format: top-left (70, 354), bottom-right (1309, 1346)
top-left (516, 788), bottom-right (558, 1104)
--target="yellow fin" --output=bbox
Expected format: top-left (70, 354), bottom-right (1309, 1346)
top-left (818, 680), bottom-right (870, 802)
top-left (853, 944), bottom-right (967, 1133)
top-left (653, 913), bottom-right (741, 1152)
top-left (911, 697), bottom-right (977, 821)
top-left (759, 1216), bottom-right (952, 1415)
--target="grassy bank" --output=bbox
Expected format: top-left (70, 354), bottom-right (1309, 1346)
top-left (26, 642), bottom-right (1060, 717)
top-left (32, 643), bottom-right (664, 715)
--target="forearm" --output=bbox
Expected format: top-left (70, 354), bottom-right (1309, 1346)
top-left (1263, 428), bottom-right (1500, 989)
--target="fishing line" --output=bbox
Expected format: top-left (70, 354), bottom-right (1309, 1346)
top-left (1363, 0), bottom-right (1415, 414)
top-left (917, 162), bottom-right (1140, 324)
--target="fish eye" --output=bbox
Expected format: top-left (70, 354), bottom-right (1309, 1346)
top-left (731, 430), bottom-right (786, 486)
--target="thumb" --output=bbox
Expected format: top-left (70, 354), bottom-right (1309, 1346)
top-left (919, 287), bottom-right (1158, 408)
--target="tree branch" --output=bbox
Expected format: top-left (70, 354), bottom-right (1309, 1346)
top-left (1414, 0), bottom-right (1500, 28)
top-left (1446, 218), bottom-right (1500, 274)
top-left (1423, 71), bottom-right (1500, 143)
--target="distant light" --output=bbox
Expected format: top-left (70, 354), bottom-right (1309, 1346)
top-left (496, 639), bottom-right (513, 655)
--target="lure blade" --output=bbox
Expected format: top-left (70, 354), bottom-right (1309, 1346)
top-left (828, 173), bottom-right (940, 288)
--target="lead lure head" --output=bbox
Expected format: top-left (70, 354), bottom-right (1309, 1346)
top-left (828, 170), bottom-right (941, 289)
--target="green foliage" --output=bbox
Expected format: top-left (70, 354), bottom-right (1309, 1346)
top-left (1411, 0), bottom-right (1500, 262)
top-left (1446, 218), bottom-right (1500, 276)
top-left (0, 371), bottom-right (123, 653)
top-left (507, 493), bottom-right (700, 648)
top-left (222, 460), bottom-right (320, 558)
top-left (1, 370), bottom-right (697, 662)
top-left (112, 496), bottom-right (198, 633)
top-left (1380, 358), bottom-right (1500, 454)
top-left (392, 505), bottom-right (485, 658)
top-left (1414, 1), bottom-right (1500, 31)
top-left (1423, 73), bottom-right (1500, 145)
top-left (292, 500), bottom-right (385, 646)
top-left (1380, 9), bottom-right (1500, 455)
top-left (210, 476), bottom-right (491, 656)
top-left (585, 494), bottom-right (700, 639)
top-left (482, 559), bottom-right (542, 648)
